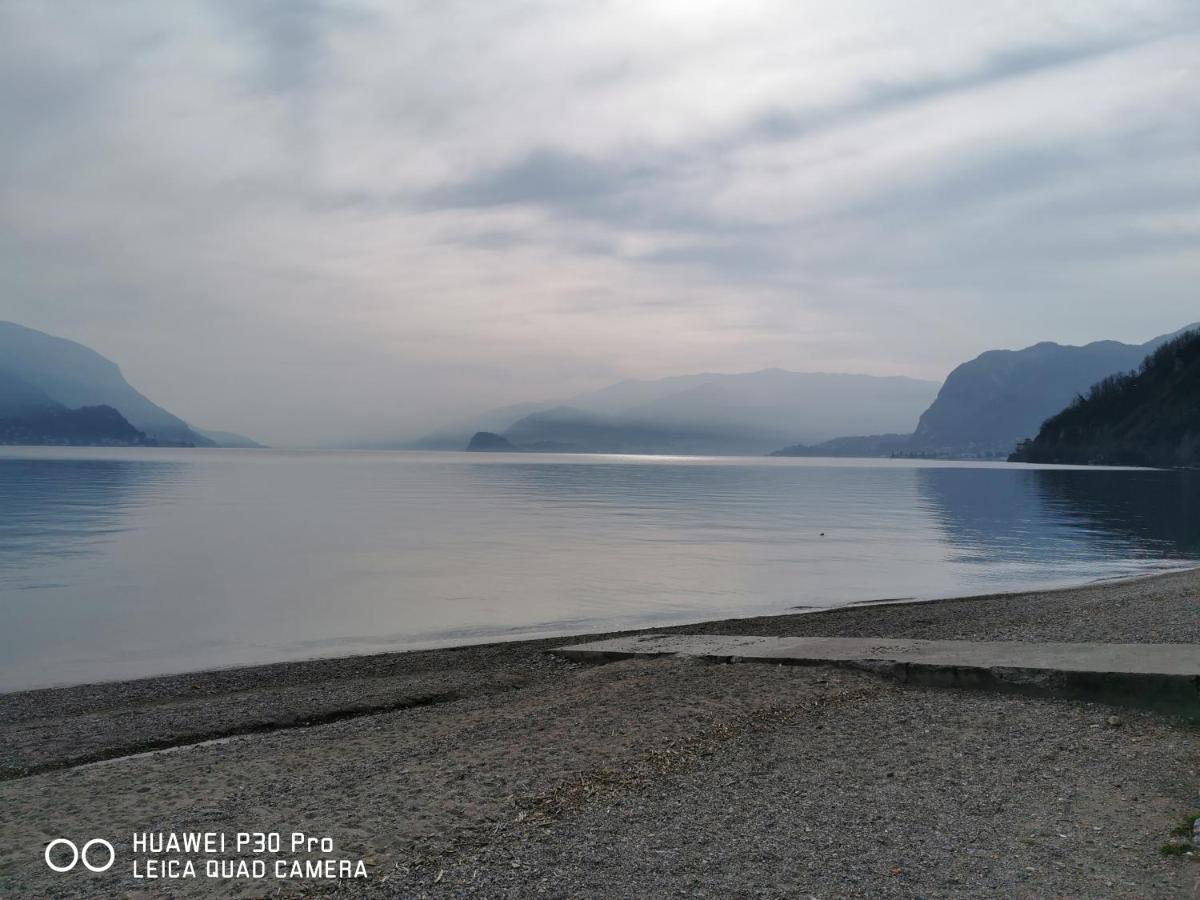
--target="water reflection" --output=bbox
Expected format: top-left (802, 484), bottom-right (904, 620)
top-left (1035, 468), bottom-right (1200, 558)
top-left (0, 451), bottom-right (1196, 691)
top-left (464, 459), bottom-right (924, 534)
top-left (0, 458), bottom-right (183, 588)
top-left (916, 467), bottom-right (1200, 567)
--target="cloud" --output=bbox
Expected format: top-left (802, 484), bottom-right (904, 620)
top-left (0, 0), bottom-right (1197, 445)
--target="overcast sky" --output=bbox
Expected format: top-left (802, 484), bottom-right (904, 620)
top-left (2, 1), bottom-right (1197, 446)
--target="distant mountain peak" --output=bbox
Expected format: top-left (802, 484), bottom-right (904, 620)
top-left (910, 323), bottom-right (1197, 457)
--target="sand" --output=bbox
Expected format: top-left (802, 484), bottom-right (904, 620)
top-left (1, 568), bottom-right (1198, 898)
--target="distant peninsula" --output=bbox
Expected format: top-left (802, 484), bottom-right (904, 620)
top-left (465, 431), bottom-right (516, 451)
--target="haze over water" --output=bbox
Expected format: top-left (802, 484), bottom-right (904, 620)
top-left (1, 448), bottom-right (1197, 692)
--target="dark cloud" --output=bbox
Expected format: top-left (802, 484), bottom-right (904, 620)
top-left (424, 149), bottom-right (646, 212)
top-left (746, 33), bottom-right (1180, 145)
top-left (416, 26), bottom-right (1198, 255)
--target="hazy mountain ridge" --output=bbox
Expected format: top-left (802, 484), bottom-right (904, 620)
top-left (439, 370), bottom-right (940, 455)
top-left (406, 401), bottom-right (551, 450)
top-left (500, 405), bottom-right (797, 455)
top-left (0, 322), bottom-right (256, 448)
top-left (1010, 328), bottom-right (1200, 467)
top-left (770, 434), bottom-right (913, 458)
top-left (0, 368), bottom-right (57, 417)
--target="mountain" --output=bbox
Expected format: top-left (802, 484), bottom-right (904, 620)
top-left (909, 324), bottom-right (1199, 458)
top-left (0, 368), bottom-right (57, 417)
top-left (465, 431), bottom-right (516, 451)
top-left (559, 373), bottom-right (730, 416)
top-left (771, 433), bottom-right (912, 458)
top-left (0, 322), bottom-right (255, 448)
top-left (0, 366), bottom-right (152, 445)
top-left (613, 371), bottom-right (936, 439)
top-left (404, 402), bottom-right (551, 450)
top-left (0, 403), bottom-right (151, 446)
top-left (501, 406), bottom-right (785, 455)
top-left (0, 322), bottom-right (208, 445)
top-left (1010, 328), bottom-right (1200, 467)
top-left (194, 428), bottom-right (265, 449)
top-left (427, 370), bottom-right (940, 456)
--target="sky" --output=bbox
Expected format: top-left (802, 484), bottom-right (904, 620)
top-left (1, 1), bottom-right (1198, 446)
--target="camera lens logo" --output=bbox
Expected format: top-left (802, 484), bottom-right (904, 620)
top-left (44, 838), bottom-right (115, 873)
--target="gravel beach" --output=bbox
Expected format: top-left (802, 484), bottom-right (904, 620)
top-left (1, 569), bottom-right (1198, 898)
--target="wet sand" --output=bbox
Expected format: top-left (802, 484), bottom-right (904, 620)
top-left (1, 569), bottom-right (1198, 898)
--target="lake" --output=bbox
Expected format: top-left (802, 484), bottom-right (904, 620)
top-left (1, 448), bottom-right (1197, 692)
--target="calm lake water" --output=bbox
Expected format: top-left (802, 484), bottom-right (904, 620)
top-left (1, 448), bottom-right (1198, 691)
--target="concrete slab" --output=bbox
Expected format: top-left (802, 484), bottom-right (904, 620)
top-left (552, 635), bottom-right (1200, 717)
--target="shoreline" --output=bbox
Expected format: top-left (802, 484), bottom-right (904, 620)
top-left (5, 562), bottom-right (1198, 699)
top-left (2, 565), bottom-right (1199, 777)
top-left (2, 566), bottom-right (1198, 897)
